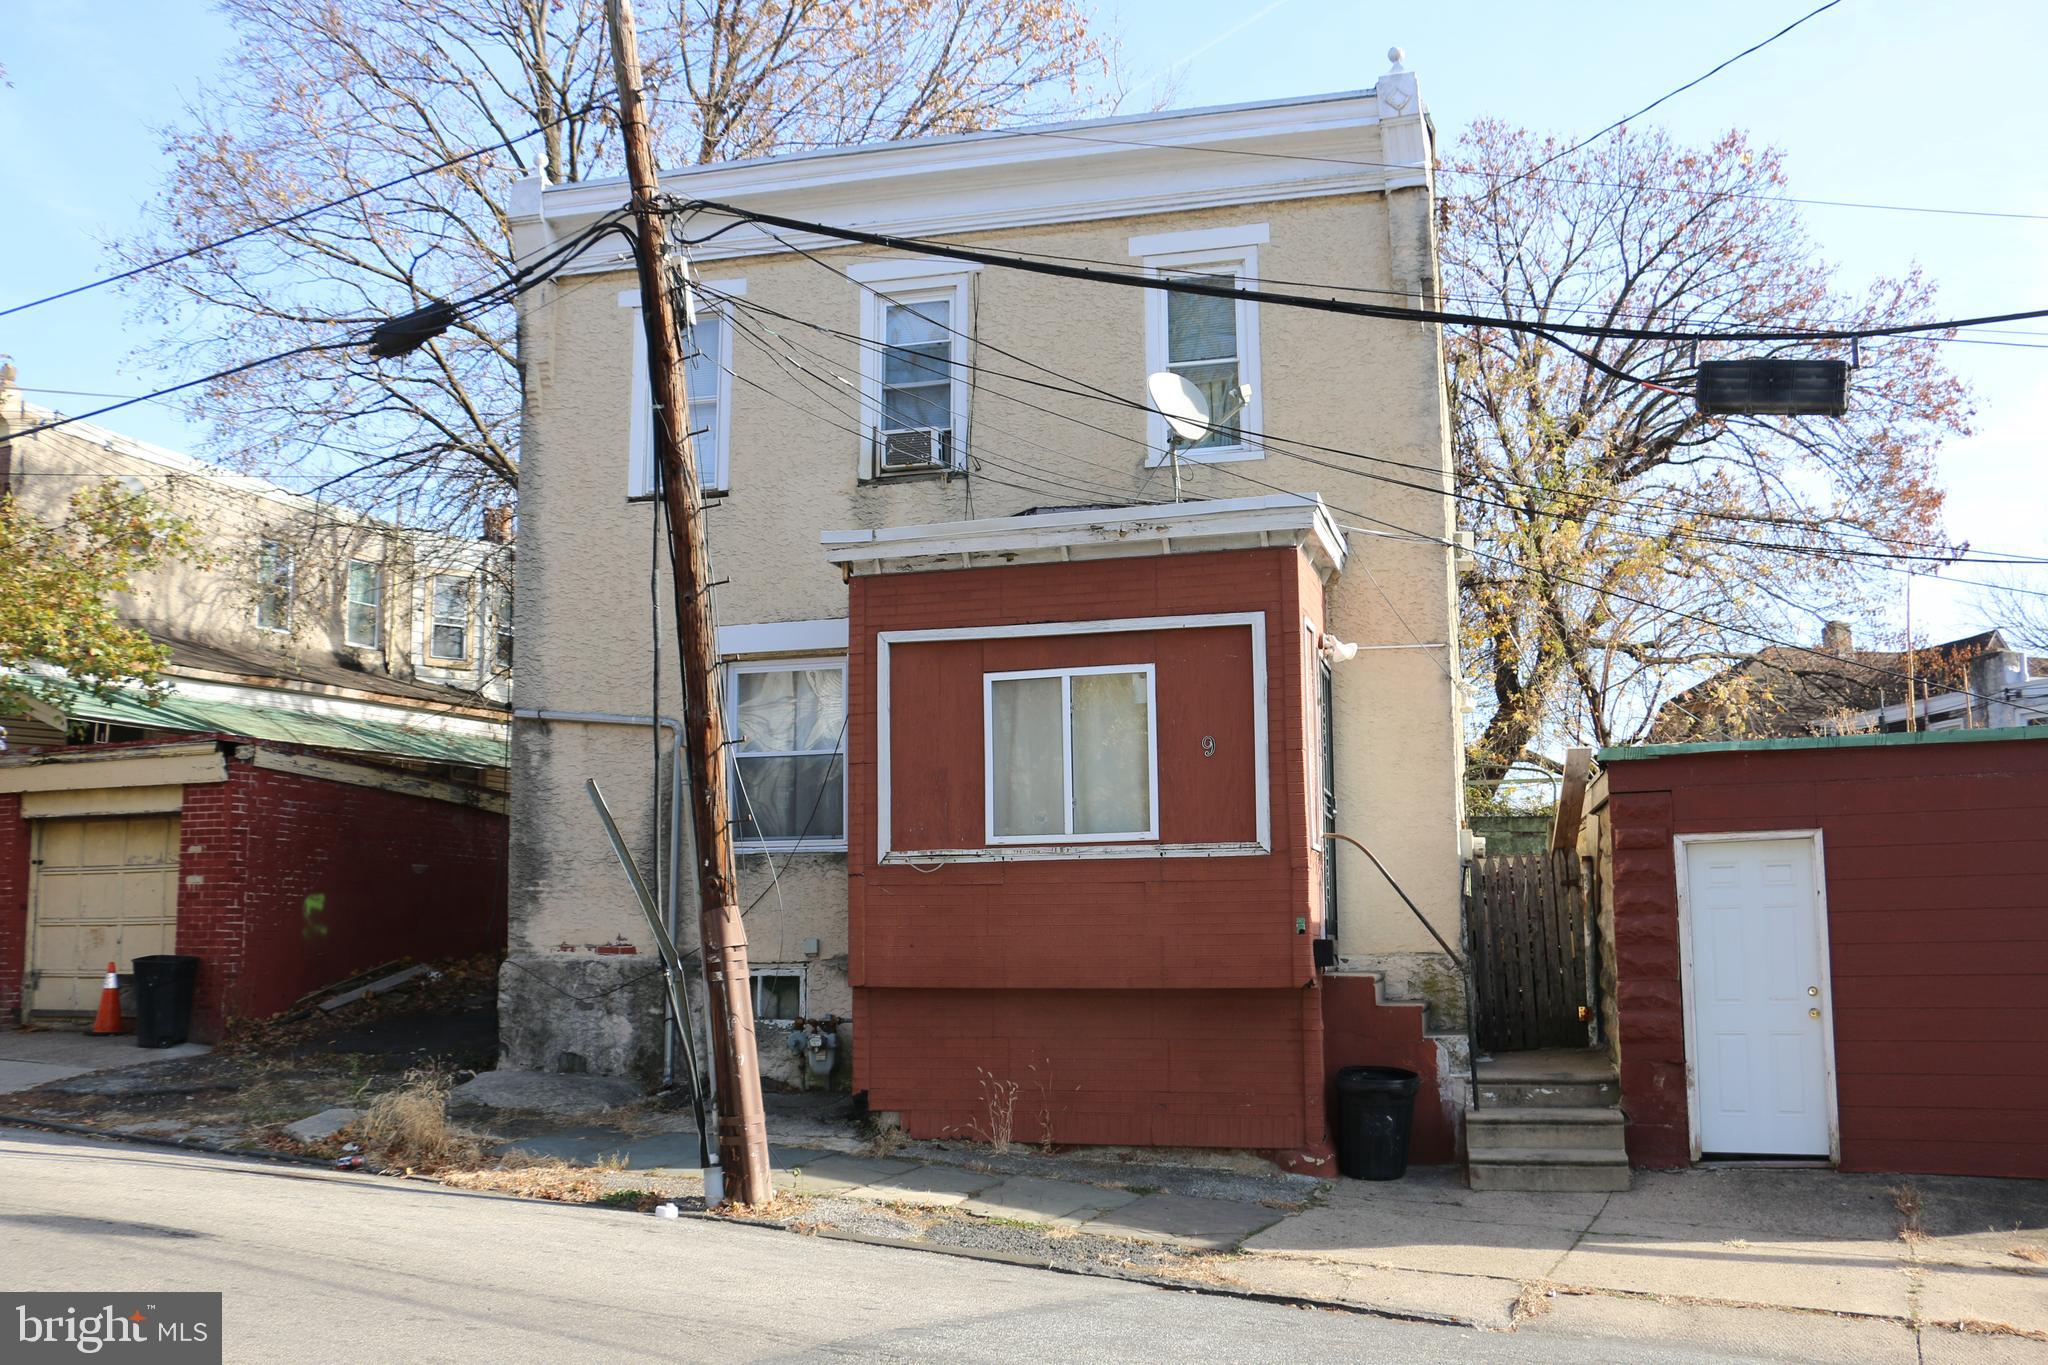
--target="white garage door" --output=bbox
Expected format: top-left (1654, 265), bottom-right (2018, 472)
top-left (1681, 833), bottom-right (1834, 1158)
top-left (28, 816), bottom-right (181, 1015)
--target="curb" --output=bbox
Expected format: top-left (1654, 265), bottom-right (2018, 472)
top-left (0, 1111), bottom-right (339, 1169)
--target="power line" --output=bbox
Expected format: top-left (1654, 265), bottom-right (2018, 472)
top-left (678, 198), bottom-right (2048, 344)
top-left (0, 99), bottom-right (611, 320)
top-left (1508, 1), bottom-right (1847, 189)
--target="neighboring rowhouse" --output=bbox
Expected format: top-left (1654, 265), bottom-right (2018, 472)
top-left (0, 371), bottom-right (514, 1035)
top-left (504, 60), bottom-right (1470, 1148)
top-left (1582, 728), bottom-right (2048, 1178)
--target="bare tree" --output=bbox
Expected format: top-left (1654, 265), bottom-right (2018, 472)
top-left (1974, 569), bottom-right (2048, 653)
top-left (115, 0), bottom-right (1115, 533)
top-left (1441, 122), bottom-right (1972, 789)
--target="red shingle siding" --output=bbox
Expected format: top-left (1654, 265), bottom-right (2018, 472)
top-left (1604, 737), bottom-right (2048, 1177)
top-left (0, 794), bottom-right (27, 1021)
top-left (850, 548), bottom-right (1330, 1155)
top-left (1320, 974), bottom-right (1455, 1164)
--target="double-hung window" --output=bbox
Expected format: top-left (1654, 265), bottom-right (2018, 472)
top-left (429, 575), bottom-right (470, 661)
top-left (853, 261), bottom-right (975, 476)
top-left (1134, 225), bottom-right (1266, 464)
top-left (255, 540), bottom-right (294, 632)
top-left (491, 584), bottom-right (514, 669)
top-left (727, 659), bottom-right (847, 850)
top-left (985, 665), bottom-right (1158, 844)
top-left (624, 282), bottom-right (742, 497)
top-left (345, 560), bottom-right (382, 647)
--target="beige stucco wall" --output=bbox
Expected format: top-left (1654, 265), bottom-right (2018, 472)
top-left (0, 386), bottom-right (511, 704)
top-left (511, 177), bottom-right (1467, 1081)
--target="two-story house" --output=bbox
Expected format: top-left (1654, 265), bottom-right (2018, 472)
top-left (505, 59), bottom-right (1471, 1162)
top-left (0, 371), bottom-right (512, 1037)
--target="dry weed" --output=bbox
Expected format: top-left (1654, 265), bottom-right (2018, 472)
top-left (353, 1068), bottom-right (484, 1173)
top-left (1513, 1281), bottom-right (1556, 1323)
top-left (442, 1154), bottom-right (625, 1203)
top-left (1889, 1183), bottom-right (1926, 1245)
top-left (2009, 1245), bottom-right (2048, 1265)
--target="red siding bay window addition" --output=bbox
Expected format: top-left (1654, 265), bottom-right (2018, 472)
top-left (827, 497), bottom-right (1349, 1163)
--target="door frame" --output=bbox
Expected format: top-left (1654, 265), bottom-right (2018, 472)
top-left (1673, 828), bottom-right (1840, 1164)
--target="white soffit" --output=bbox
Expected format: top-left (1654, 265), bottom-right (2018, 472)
top-left (822, 493), bottom-right (1347, 577)
top-left (526, 90), bottom-right (1407, 269)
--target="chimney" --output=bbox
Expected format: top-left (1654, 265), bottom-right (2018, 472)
top-left (482, 505), bottom-right (514, 544)
top-left (1820, 621), bottom-right (1853, 656)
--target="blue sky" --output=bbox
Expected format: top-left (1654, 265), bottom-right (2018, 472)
top-left (4, 0), bottom-right (2044, 637)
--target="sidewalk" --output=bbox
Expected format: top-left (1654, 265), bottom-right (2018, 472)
top-left (481, 1099), bottom-right (2048, 1360)
top-left (0, 1025), bottom-right (209, 1096)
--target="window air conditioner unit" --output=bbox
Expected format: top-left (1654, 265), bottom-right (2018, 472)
top-left (875, 426), bottom-right (952, 473)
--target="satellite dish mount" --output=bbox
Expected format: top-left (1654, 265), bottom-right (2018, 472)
top-left (1144, 372), bottom-right (1251, 502)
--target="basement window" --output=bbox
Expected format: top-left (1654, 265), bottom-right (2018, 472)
top-left (751, 968), bottom-right (805, 1023)
top-left (985, 664), bottom-right (1158, 844)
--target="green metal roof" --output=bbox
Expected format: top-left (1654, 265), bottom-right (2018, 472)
top-left (47, 680), bottom-right (507, 768)
top-left (1598, 725), bottom-right (2048, 764)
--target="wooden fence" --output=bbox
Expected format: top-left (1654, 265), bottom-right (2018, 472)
top-left (1466, 848), bottom-right (1594, 1052)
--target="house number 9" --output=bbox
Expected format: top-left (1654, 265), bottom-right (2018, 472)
top-left (1201, 736), bottom-right (1217, 758)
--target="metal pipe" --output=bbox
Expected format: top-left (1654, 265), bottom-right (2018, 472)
top-left (1323, 832), bottom-right (1465, 971)
top-left (511, 708), bottom-right (707, 1107)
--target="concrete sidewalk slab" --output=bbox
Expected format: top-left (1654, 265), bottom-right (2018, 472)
top-left (1917, 1260), bottom-right (2048, 1338)
top-left (1518, 1290), bottom-right (1920, 1363)
top-left (1241, 1198), bottom-right (1581, 1281)
top-left (449, 1069), bottom-right (639, 1115)
top-left (1218, 1257), bottom-right (1523, 1330)
top-left (772, 1154), bottom-right (918, 1195)
top-left (282, 1108), bottom-right (360, 1143)
top-left (1548, 1230), bottom-right (1915, 1318)
top-left (1918, 1329), bottom-right (2048, 1364)
top-left (0, 1029), bottom-right (209, 1096)
top-left (1083, 1192), bottom-right (1284, 1251)
top-left (1598, 1168), bottom-right (1902, 1242)
top-left (961, 1176), bottom-right (1134, 1225)
top-left (845, 1165), bottom-right (1000, 1208)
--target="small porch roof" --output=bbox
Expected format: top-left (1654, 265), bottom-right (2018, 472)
top-left (821, 494), bottom-right (1348, 579)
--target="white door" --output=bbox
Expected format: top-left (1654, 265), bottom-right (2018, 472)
top-left (1682, 834), bottom-right (1833, 1157)
top-left (28, 816), bottom-right (181, 1015)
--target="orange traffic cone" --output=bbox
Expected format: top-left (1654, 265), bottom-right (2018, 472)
top-left (89, 962), bottom-right (125, 1035)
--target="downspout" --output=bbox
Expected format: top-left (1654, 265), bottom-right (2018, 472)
top-left (512, 708), bottom-right (708, 1106)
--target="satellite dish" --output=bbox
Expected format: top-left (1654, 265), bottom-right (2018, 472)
top-left (1146, 371), bottom-right (1213, 445)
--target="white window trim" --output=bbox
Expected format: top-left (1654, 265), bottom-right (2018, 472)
top-left (1138, 242), bottom-right (1264, 466)
top-left (256, 540), bottom-right (294, 634)
top-left (344, 559), bottom-right (382, 649)
top-left (983, 663), bottom-right (1160, 847)
top-left (717, 618), bottom-right (848, 658)
top-left (623, 280), bottom-right (745, 498)
top-left (877, 612), bottom-right (1270, 864)
top-left (427, 574), bottom-right (472, 663)
top-left (725, 653), bottom-right (848, 854)
top-left (750, 966), bottom-right (807, 1026)
top-left (1127, 223), bottom-right (1269, 258)
top-left (856, 270), bottom-right (974, 478)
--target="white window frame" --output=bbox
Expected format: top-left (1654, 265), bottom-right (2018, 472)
top-left (877, 612), bottom-right (1271, 864)
top-left (725, 654), bottom-right (848, 854)
top-left (854, 262), bottom-right (977, 478)
top-left (984, 663), bottom-right (1160, 846)
top-left (344, 559), bottom-right (382, 648)
top-left (750, 966), bottom-right (807, 1026)
top-left (255, 540), bottom-right (294, 633)
top-left (427, 574), bottom-right (472, 663)
top-left (623, 280), bottom-right (744, 499)
top-left (1136, 234), bottom-right (1265, 466)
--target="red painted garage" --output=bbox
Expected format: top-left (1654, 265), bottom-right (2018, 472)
top-left (827, 496), bottom-right (1451, 1169)
top-left (0, 736), bottom-right (507, 1040)
top-left (1586, 729), bottom-right (2048, 1178)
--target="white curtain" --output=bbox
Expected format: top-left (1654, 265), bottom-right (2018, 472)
top-left (1071, 672), bottom-right (1151, 835)
top-left (733, 667), bottom-right (844, 841)
top-left (991, 676), bottom-right (1064, 837)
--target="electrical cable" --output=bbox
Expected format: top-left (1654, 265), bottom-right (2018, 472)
top-left (0, 99), bottom-right (613, 320)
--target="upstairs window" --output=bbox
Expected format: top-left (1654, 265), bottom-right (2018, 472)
top-left (853, 261), bottom-right (975, 477)
top-left (985, 665), bottom-right (1157, 844)
top-left (255, 540), bottom-right (294, 632)
top-left (728, 659), bottom-right (846, 850)
top-left (1134, 225), bottom-right (1266, 465)
top-left (345, 560), bottom-right (382, 648)
top-left (492, 584), bottom-right (514, 669)
top-left (623, 283), bottom-right (741, 498)
top-left (429, 575), bottom-right (470, 661)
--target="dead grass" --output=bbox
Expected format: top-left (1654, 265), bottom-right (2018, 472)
top-left (1513, 1280), bottom-right (1556, 1323)
top-left (1889, 1183), bottom-right (1926, 1246)
top-left (352, 1067), bottom-right (484, 1173)
top-left (442, 1154), bottom-right (625, 1203)
top-left (2009, 1245), bottom-right (2048, 1266)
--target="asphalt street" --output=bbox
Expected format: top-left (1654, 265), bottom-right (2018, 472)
top-left (0, 1129), bottom-right (1800, 1363)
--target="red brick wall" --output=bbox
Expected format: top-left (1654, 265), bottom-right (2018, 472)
top-left (1603, 735), bottom-right (2048, 1178)
top-left (1321, 974), bottom-right (1456, 1165)
top-left (0, 794), bottom-right (27, 1022)
top-left (849, 548), bottom-right (1330, 1157)
top-left (179, 760), bottom-right (507, 1036)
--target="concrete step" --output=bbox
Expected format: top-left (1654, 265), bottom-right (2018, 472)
top-left (1474, 1078), bottom-right (1620, 1109)
top-left (1467, 1146), bottom-right (1632, 1193)
top-left (1466, 1106), bottom-right (1626, 1154)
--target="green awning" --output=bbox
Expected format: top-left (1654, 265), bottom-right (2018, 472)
top-left (46, 681), bottom-right (507, 768)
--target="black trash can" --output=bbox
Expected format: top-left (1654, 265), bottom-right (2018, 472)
top-left (132, 955), bottom-right (201, 1049)
top-left (1335, 1065), bottom-right (1421, 1180)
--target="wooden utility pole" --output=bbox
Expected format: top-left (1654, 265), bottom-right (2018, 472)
top-left (604, 0), bottom-right (772, 1207)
